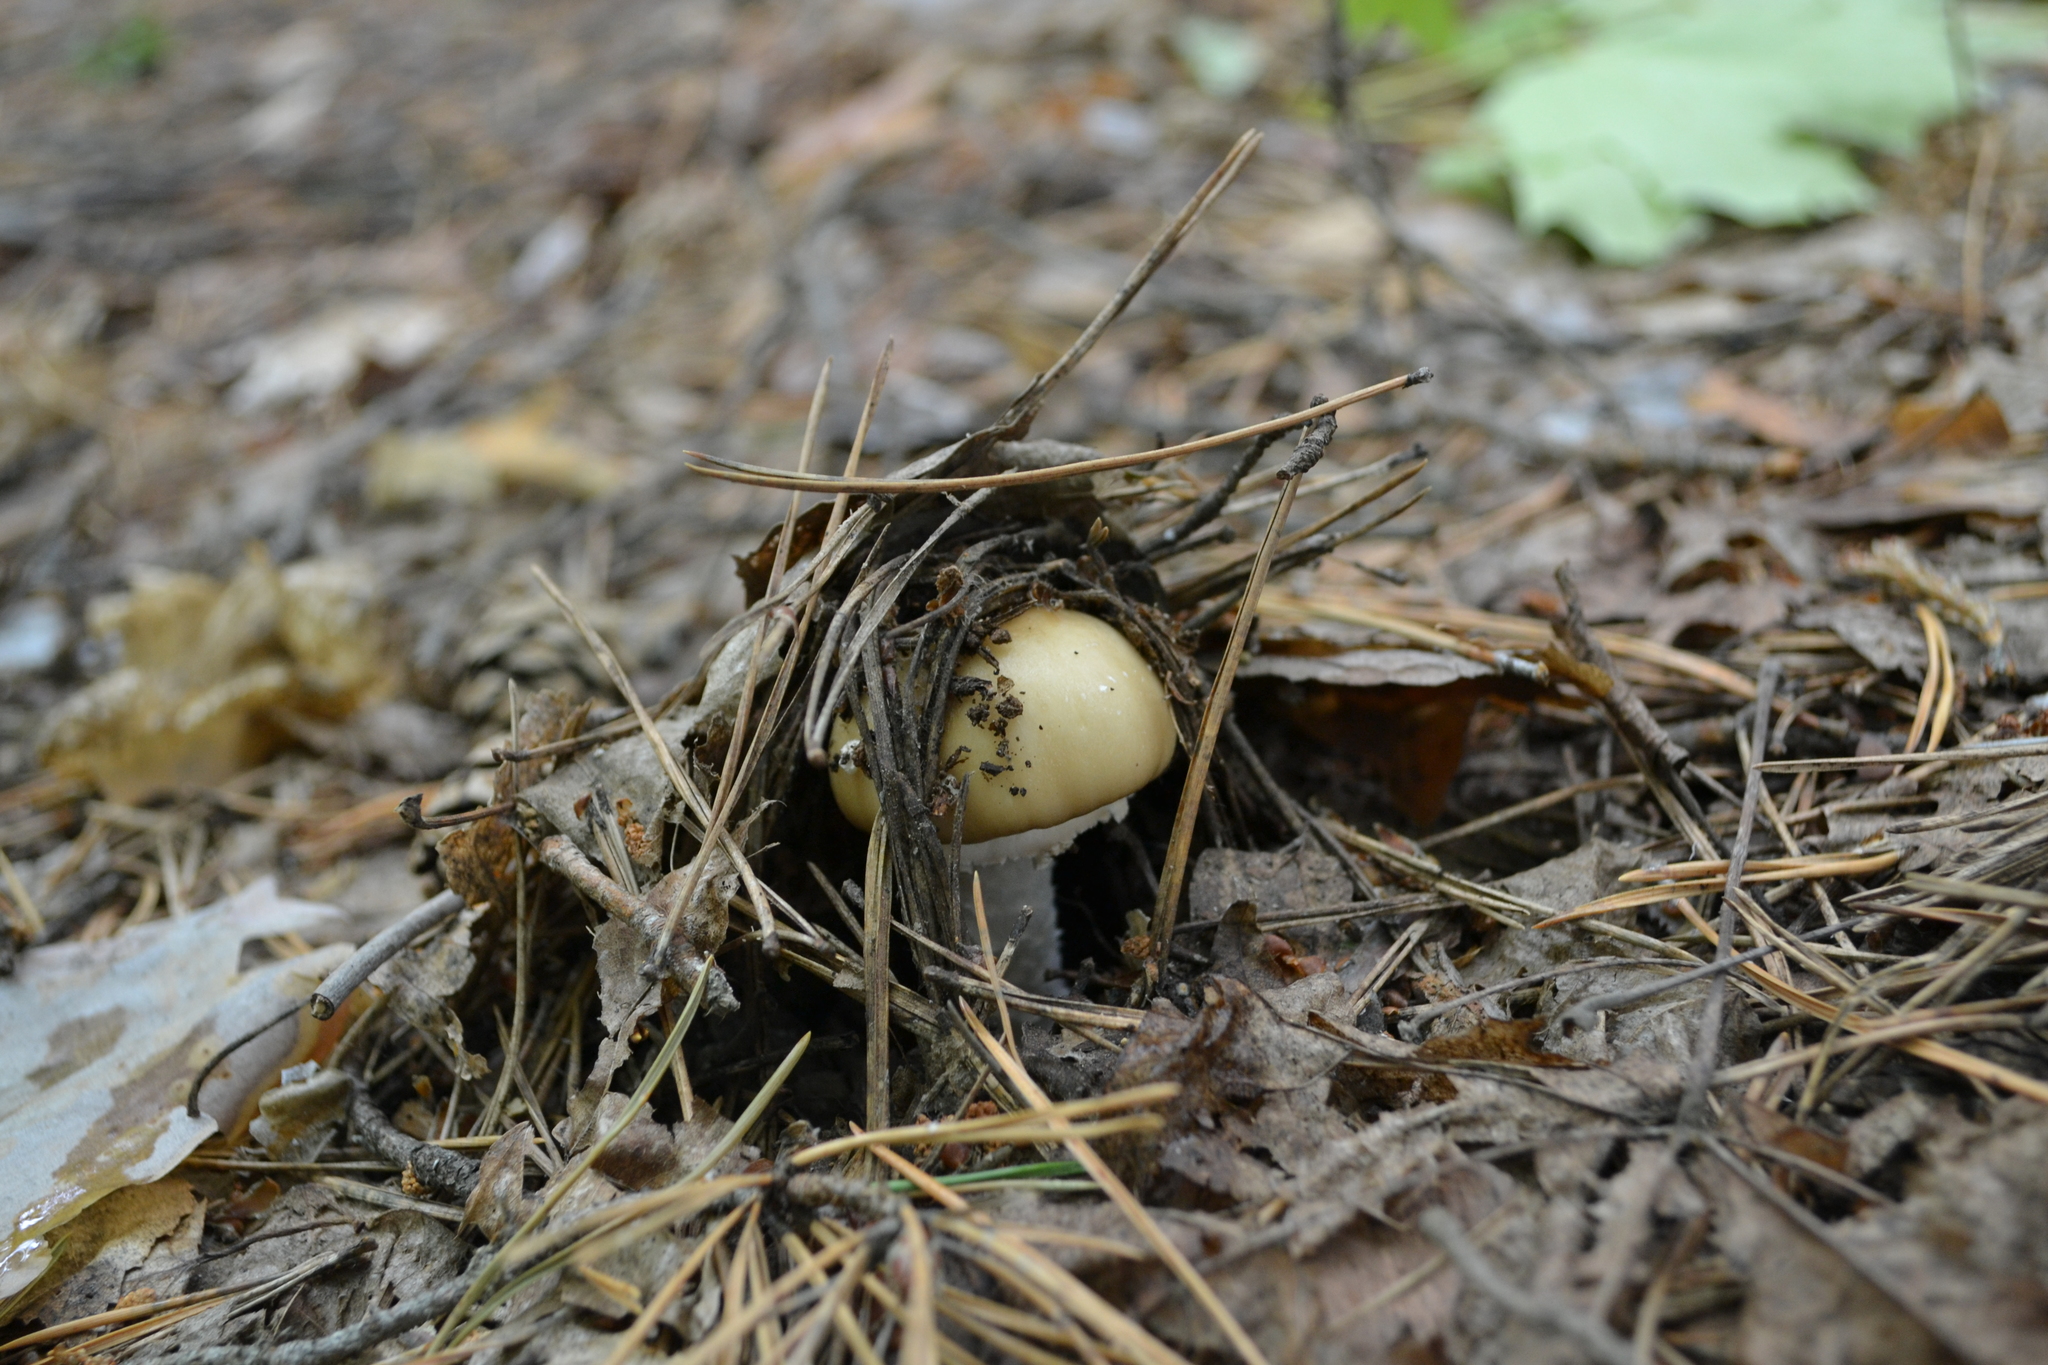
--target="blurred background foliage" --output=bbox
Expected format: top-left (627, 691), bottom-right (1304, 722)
top-left (1332, 0), bottom-right (2048, 261)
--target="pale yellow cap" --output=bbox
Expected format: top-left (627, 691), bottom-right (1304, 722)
top-left (828, 606), bottom-right (1178, 845)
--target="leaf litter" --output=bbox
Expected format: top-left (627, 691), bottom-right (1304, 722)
top-left (2, 2), bottom-right (2048, 1363)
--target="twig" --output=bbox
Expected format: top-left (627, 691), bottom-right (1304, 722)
top-left (1559, 916), bottom-right (1884, 1031)
top-left (527, 564), bottom-right (778, 969)
top-left (1150, 404), bottom-right (1344, 966)
top-left (970, 870), bottom-right (1017, 1058)
top-left (1138, 425), bottom-right (1289, 556)
top-left (654, 363), bottom-right (838, 971)
top-left (1415, 1207), bottom-right (1633, 1365)
top-left (185, 1001), bottom-right (303, 1120)
top-left (397, 796), bottom-right (516, 831)
top-left (1755, 736), bottom-right (2048, 771)
top-left (1400, 956), bottom-right (1679, 1031)
top-left (481, 860), bottom-right (532, 1135)
top-left (1680, 659), bottom-right (1780, 1128)
top-left (958, 1005), bottom-right (1275, 1365)
top-left (346, 1078), bottom-right (483, 1200)
top-left (995, 130), bottom-right (1262, 437)
top-left (1419, 775), bottom-right (1644, 849)
top-left (1349, 919), bottom-right (1427, 1018)
top-left (1551, 564), bottom-right (1717, 860)
top-left (1165, 459), bottom-right (1427, 607)
top-left (310, 889), bottom-right (465, 1020)
top-left (863, 822), bottom-right (893, 1149)
top-left (1962, 115), bottom-right (2004, 342)
top-left (681, 372), bottom-right (1430, 494)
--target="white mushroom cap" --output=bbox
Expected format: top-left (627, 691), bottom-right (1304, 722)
top-left (828, 606), bottom-right (1178, 846)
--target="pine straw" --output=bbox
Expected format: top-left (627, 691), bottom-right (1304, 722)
top-left (25, 124), bottom-right (2048, 1365)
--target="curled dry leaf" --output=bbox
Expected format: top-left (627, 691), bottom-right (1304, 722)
top-left (463, 1121), bottom-right (540, 1241)
top-left (38, 549), bottom-right (391, 803)
top-left (0, 880), bottom-right (352, 1304)
top-left (369, 905), bottom-right (488, 1080)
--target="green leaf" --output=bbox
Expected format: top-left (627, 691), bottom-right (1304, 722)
top-left (1173, 18), bottom-right (1269, 101)
top-left (1420, 138), bottom-right (1510, 202)
top-left (1966, 2), bottom-right (2048, 65)
top-left (1342, 0), bottom-right (1467, 54)
top-left (78, 14), bottom-right (169, 86)
top-left (1460, 0), bottom-right (1965, 262)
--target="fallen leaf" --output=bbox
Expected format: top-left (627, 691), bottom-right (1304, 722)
top-left (366, 389), bottom-right (627, 507)
top-left (0, 880), bottom-right (353, 1304)
top-left (39, 549), bottom-right (394, 802)
top-left (1432, 0), bottom-right (2012, 263)
top-left (760, 53), bottom-right (951, 199)
top-left (0, 1178), bottom-right (200, 1328)
top-left (1692, 367), bottom-right (1862, 450)
top-left (228, 297), bottom-right (452, 412)
top-left (1889, 391), bottom-right (2012, 452)
top-left (1415, 1017), bottom-right (1578, 1068)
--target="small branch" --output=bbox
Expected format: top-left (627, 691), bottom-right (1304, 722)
top-left (181, 1269), bottom-right (477, 1365)
top-left (1559, 914), bottom-right (1883, 1031)
top-left (1415, 1208), bottom-right (1634, 1365)
top-left (398, 796), bottom-right (516, 831)
top-left (310, 889), bottom-right (465, 1020)
top-left (186, 1002), bottom-right (304, 1119)
top-left (1150, 403), bottom-right (1343, 968)
top-left (1550, 564), bottom-right (1717, 859)
top-left (346, 1079), bottom-right (482, 1200)
top-left (1680, 659), bottom-right (1780, 1128)
top-left (995, 130), bottom-right (1262, 438)
top-left (680, 371), bottom-right (1430, 495)
top-left (863, 823), bottom-right (894, 1149)
top-left (1138, 424), bottom-right (1289, 557)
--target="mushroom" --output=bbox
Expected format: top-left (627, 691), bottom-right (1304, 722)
top-left (827, 606), bottom-right (1178, 994)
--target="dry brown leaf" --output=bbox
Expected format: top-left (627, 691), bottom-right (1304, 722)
top-left (1691, 367), bottom-right (1860, 450)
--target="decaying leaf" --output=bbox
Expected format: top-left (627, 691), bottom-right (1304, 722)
top-left (38, 549), bottom-right (392, 802)
top-left (370, 905), bottom-right (488, 1080)
top-left (1107, 976), bottom-right (1352, 1204)
top-left (0, 1177), bottom-right (201, 1329)
top-left (366, 387), bottom-right (629, 507)
top-left (248, 1061), bottom-right (353, 1161)
top-left (1241, 628), bottom-right (1544, 824)
top-left (0, 880), bottom-right (352, 1304)
top-left (463, 1122), bottom-right (540, 1240)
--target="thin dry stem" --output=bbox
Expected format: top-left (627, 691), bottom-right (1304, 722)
top-left (680, 371), bottom-right (1428, 494)
top-left (1151, 408), bottom-right (1336, 966)
top-left (863, 821), bottom-right (893, 1150)
top-left (958, 1005), bottom-right (1275, 1365)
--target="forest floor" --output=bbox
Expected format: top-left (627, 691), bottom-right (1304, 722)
top-left (4, 3), bottom-right (2048, 1364)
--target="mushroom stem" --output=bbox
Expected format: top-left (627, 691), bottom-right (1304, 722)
top-left (959, 857), bottom-right (1062, 997)
top-left (954, 795), bottom-right (1130, 1000)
